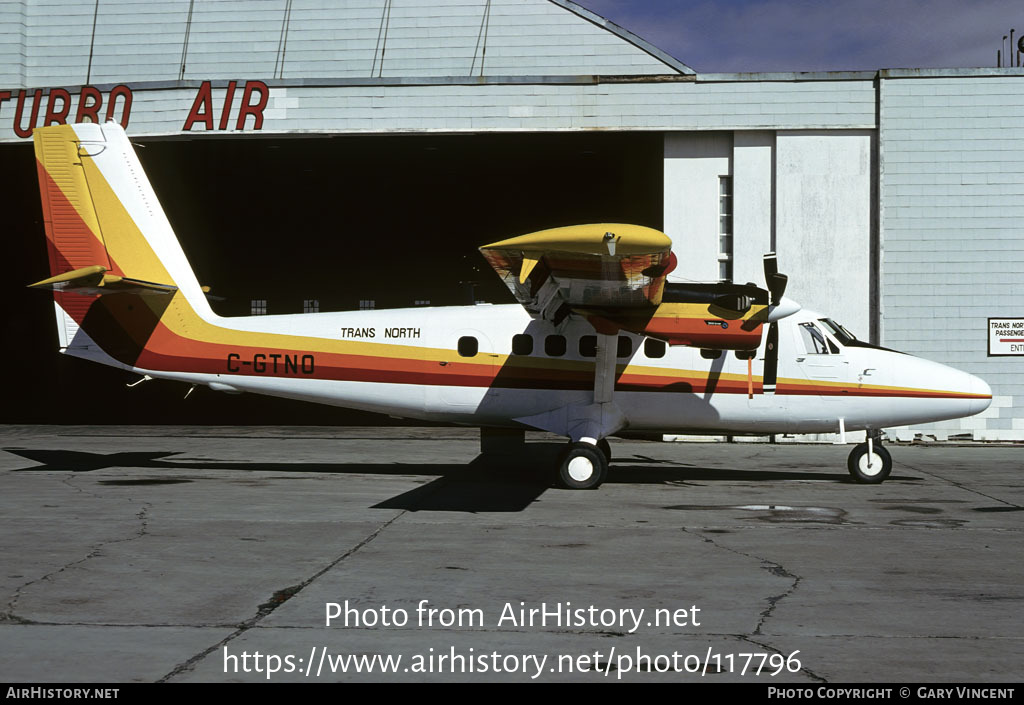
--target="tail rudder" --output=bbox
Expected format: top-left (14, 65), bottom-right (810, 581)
top-left (31, 122), bottom-right (210, 363)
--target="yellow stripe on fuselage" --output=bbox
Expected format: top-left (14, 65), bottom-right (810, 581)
top-left (48, 129), bottom-right (981, 401)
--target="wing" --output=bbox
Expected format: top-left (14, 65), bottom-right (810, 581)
top-left (480, 223), bottom-right (769, 350)
top-left (480, 223), bottom-right (675, 317)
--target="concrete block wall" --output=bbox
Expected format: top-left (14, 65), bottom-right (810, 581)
top-left (880, 72), bottom-right (1024, 439)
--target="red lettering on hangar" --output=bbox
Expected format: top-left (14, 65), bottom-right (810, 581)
top-left (183, 80), bottom-right (269, 131)
top-left (0, 79), bottom-right (269, 138)
top-left (0, 85), bottom-right (132, 138)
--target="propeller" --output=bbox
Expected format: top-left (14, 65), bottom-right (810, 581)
top-left (762, 252), bottom-right (798, 394)
top-left (763, 252), bottom-right (788, 306)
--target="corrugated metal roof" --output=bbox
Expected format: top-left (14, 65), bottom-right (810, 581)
top-left (0, 0), bottom-right (691, 89)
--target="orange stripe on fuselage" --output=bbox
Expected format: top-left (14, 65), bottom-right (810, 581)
top-left (39, 150), bottom-right (990, 403)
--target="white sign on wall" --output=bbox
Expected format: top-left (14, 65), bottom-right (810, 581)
top-left (988, 318), bottom-right (1024, 356)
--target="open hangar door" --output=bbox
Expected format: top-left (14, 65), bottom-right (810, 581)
top-left (3, 131), bottom-right (663, 424)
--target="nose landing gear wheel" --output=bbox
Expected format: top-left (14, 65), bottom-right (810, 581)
top-left (847, 442), bottom-right (892, 484)
top-left (557, 442), bottom-right (609, 490)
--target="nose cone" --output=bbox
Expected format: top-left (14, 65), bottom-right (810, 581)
top-left (970, 374), bottom-right (993, 416)
top-left (885, 354), bottom-right (994, 426)
top-left (767, 296), bottom-right (802, 322)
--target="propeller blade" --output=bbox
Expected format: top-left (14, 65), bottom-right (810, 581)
top-left (763, 321), bottom-right (779, 394)
top-left (763, 252), bottom-right (788, 304)
top-left (762, 253), bottom-right (788, 394)
top-left (767, 272), bottom-right (788, 304)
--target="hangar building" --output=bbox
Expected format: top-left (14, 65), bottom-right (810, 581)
top-left (2, 0), bottom-right (1022, 439)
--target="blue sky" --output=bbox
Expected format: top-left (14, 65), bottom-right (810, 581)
top-left (575, 0), bottom-right (1023, 73)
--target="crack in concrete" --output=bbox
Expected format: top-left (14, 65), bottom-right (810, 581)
top-left (898, 461), bottom-right (1022, 509)
top-left (157, 510), bottom-right (407, 682)
top-left (680, 527), bottom-right (821, 681)
top-left (741, 634), bottom-right (827, 683)
top-left (7, 618), bottom-right (1022, 644)
top-left (681, 527), bottom-right (799, 634)
top-left (2, 475), bottom-right (151, 625)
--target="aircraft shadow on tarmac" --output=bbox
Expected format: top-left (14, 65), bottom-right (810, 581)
top-left (2, 446), bottom-right (920, 513)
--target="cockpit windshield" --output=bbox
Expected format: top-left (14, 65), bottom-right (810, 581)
top-left (818, 318), bottom-right (858, 346)
top-left (814, 318), bottom-right (905, 354)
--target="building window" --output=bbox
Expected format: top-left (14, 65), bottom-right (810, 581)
top-left (359, 299), bottom-right (375, 310)
top-left (414, 300), bottom-right (430, 306)
top-left (545, 335), bottom-right (566, 357)
top-left (644, 338), bottom-right (666, 359)
top-left (511, 334), bottom-right (533, 355)
top-left (250, 299), bottom-right (267, 315)
top-left (457, 336), bottom-right (478, 357)
top-left (303, 299), bottom-right (319, 314)
top-left (718, 175), bottom-right (733, 282)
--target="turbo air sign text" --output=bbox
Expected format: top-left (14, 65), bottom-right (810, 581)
top-left (0, 80), bottom-right (270, 138)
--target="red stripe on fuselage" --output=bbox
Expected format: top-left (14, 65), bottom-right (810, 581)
top-left (43, 211), bottom-right (986, 402)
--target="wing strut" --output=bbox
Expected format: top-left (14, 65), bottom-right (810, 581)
top-left (593, 332), bottom-right (618, 404)
top-left (747, 357), bottom-right (754, 399)
top-left (512, 332), bottom-right (626, 443)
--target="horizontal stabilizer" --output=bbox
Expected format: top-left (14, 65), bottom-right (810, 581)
top-left (29, 265), bottom-right (177, 296)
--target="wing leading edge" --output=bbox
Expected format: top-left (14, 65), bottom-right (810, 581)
top-left (480, 224), bottom-right (769, 350)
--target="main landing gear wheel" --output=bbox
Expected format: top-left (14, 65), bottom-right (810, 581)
top-left (847, 442), bottom-right (893, 484)
top-left (557, 442), bottom-right (608, 490)
top-left (596, 438), bottom-right (612, 464)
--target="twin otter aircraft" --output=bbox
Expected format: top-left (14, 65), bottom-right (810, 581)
top-left (30, 122), bottom-right (991, 489)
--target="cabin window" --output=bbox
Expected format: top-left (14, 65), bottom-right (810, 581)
top-left (457, 336), bottom-right (478, 357)
top-left (700, 348), bottom-right (722, 360)
top-left (303, 299), bottom-right (319, 314)
top-left (579, 335), bottom-right (597, 358)
top-left (545, 335), bottom-right (566, 357)
top-left (799, 322), bottom-right (831, 355)
top-left (644, 338), bottom-right (666, 359)
top-left (512, 334), bottom-right (533, 355)
top-left (617, 336), bottom-right (633, 358)
top-left (578, 336), bottom-right (634, 358)
top-left (250, 299), bottom-right (267, 315)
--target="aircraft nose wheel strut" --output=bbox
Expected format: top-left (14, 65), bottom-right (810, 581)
top-left (557, 441), bottom-right (609, 490)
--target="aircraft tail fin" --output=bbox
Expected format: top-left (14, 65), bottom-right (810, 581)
top-left (32, 122), bottom-right (209, 363)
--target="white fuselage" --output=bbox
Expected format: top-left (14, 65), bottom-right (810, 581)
top-left (66, 301), bottom-right (991, 436)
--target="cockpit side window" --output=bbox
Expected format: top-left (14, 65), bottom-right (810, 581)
top-left (799, 322), bottom-right (831, 355)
